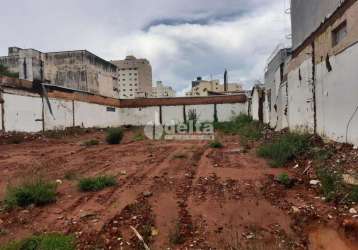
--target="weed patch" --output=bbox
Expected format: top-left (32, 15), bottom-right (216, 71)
top-left (0, 233), bottom-right (75, 250)
top-left (214, 114), bottom-right (264, 141)
top-left (78, 175), bottom-right (117, 192)
top-left (257, 133), bottom-right (311, 167)
top-left (133, 133), bottom-right (145, 142)
top-left (4, 179), bottom-right (57, 209)
top-left (348, 187), bottom-right (358, 202)
top-left (169, 222), bottom-right (185, 245)
top-left (277, 173), bottom-right (294, 188)
top-left (316, 168), bottom-right (341, 201)
top-left (106, 127), bottom-right (123, 144)
top-left (82, 139), bottom-right (99, 146)
top-left (209, 140), bottom-right (223, 148)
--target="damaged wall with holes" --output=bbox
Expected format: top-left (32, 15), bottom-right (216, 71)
top-left (0, 48), bottom-right (119, 99)
top-left (286, 0), bottom-right (358, 145)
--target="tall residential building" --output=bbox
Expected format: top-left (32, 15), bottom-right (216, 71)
top-left (151, 81), bottom-right (176, 98)
top-left (111, 56), bottom-right (152, 99)
top-left (0, 47), bottom-right (119, 98)
top-left (186, 77), bottom-right (243, 97)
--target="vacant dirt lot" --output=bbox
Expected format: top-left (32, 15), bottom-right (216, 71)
top-left (0, 129), bottom-right (357, 250)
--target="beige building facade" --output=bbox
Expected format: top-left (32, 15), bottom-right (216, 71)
top-left (186, 77), bottom-right (242, 97)
top-left (111, 56), bottom-right (152, 99)
top-left (151, 81), bottom-right (176, 98)
top-left (0, 47), bottom-right (119, 98)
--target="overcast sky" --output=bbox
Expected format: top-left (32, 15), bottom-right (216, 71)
top-left (0, 0), bottom-right (291, 95)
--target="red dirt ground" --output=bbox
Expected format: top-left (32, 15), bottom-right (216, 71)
top-left (0, 130), bottom-right (357, 250)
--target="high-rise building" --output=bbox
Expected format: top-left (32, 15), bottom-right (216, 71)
top-left (151, 81), bottom-right (176, 98)
top-left (111, 56), bottom-right (152, 99)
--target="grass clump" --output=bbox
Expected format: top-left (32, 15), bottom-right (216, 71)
top-left (133, 133), bottom-right (145, 142)
top-left (4, 179), bottom-right (57, 209)
top-left (106, 127), bottom-right (123, 144)
top-left (169, 222), bottom-right (185, 245)
top-left (257, 133), bottom-right (311, 167)
top-left (0, 233), bottom-right (75, 250)
top-left (209, 140), bottom-right (223, 148)
top-left (214, 114), bottom-right (264, 141)
top-left (348, 187), bottom-right (358, 202)
top-left (277, 173), bottom-right (293, 188)
top-left (78, 175), bottom-right (117, 192)
top-left (82, 139), bottom-right (99, 146)
top-left (317, 168), bottom-right (341, 201)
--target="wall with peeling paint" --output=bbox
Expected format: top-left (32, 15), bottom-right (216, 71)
top-left (316, 43), bottom-right (358, 145)
top-left (287, 57), bottom-right (315, 133)
top-left (44, 98), bottom-right (73, 130)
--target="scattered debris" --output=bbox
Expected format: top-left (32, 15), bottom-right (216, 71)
top-left (343, 174), bottom-right (358, 186)
top-left (349, 208), bottom-right (357, 214)
top-left (310, 180), bottom-right (320, 186)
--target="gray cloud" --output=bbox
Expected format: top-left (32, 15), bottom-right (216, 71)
top-left (0, 0), bottom-right (291, 95)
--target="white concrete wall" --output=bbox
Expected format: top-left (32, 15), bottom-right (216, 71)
top-left (74, 101), bottom-right (120, 128)
top-left (217, 103), bottom-right (247, 122)
top-left (44, 98), bottom-right (73, 130)
top-left (118, 107), bottom-right (160, 126)
top-left (3, 92), bottom-right (43, 132)
top-left (1, 90), bottom-right (249, 132)
top-left (316, 44), bottom-right (358, 145)
top-left (287, 58), bottom-right (315, 132)
top-left (162, 106), bottom-right (184, 125)
top-left (251, 89), bottom-right (260, 121)
top-left (0, 96), bottom-right (3, 131)
top-left (186, 105), bottom-right (214, 123)
top-left (276, 82), bottom-right (289, 131)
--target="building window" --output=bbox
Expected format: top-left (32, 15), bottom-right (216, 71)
top-left (106, 107), bottom-right (116, 112)
top-left (332, 21), bottom-right (347, 46)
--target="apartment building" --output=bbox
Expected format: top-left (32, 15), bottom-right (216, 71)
top-left (151, 81), bottom-right (176, 98)
top-left (186, 77), bottom-right (242, 97)
top-left (111, 56), bottom-right (152, 99)
top-left (0, 47), bottom-right (119, 98)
